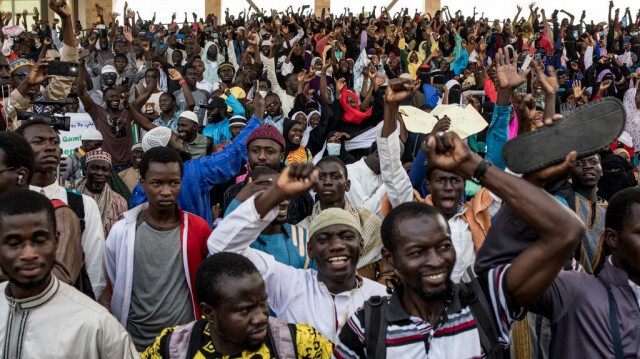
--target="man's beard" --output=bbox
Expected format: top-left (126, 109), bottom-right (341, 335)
top-left (412, 277), bottom-right (454, 302)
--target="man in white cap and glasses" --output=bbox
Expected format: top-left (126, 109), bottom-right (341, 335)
top-left (130, 94), bottom-right (266, 227)
top-left (62, 128), bottom-right (103, 188)
top-left (177, 111), bottom-right (213, 160)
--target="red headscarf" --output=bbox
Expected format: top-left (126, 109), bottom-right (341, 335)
top-left (339, 87), bottom-right (373, 124)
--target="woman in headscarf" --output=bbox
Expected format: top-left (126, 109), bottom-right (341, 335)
top-left (201, 42), bottom-right (225, 84)
top-left (623, 81), bottom-right (640, 152)
top-left (417, 40), bottom-right (431, 62)
top-left (407, 50), bottom-right (422, 79)
top-left (291, 111), bottom-right (312, 147)
top-left (283, 118), bottom-right (313, 165)
top-left (338, 86), bottom-right (373, 125)
top-left (597, 153), bottom-right (638, 201)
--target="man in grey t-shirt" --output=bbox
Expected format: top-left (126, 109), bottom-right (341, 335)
top-left (174, 64), bottom-right (210, 127)
top-left (104, 147), bottom-right (213, 350)
top-left (126, 222), bottom-right (194, 350)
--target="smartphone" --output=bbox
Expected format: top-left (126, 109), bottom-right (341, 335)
top-left (573, 30), bottom-right (578, 38)
top-left (205, 26), bottom-right (213, 32)
top-left (534, 53), bottom-right (541, 61)
top-left (47, 61), bottom-right (79, 77)
top-left (253, 80), bottom-right (259, 96)
top-left (521, 55), bottom-right (533, 71)
top-left (176, 34), bottom-right (185, 40)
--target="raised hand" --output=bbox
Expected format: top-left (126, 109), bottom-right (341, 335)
top-left (167, 68), bottom-right (183, 81)
top-left (26, 58), bottom-right (57, 85)
top-left (424, 131), bottom-right (477, 177)
top-left (49, 0), bottom-right (72, 18)
top-left (123, 26), bottom-right (133, 43)
top-left (110, 12), bottom-right (120, 21)
top-left (531, 60), bottom-right (558, 94)
top-left (496, 48), bottom-right (529, 90)
top-left (600, 79), bottom-right (612, 91)
top-left (336, 78), bottom-right (346, 95)
top-left (375, 74), bottom-right (387, 86)
top-left (276, 163), bottom-right (319, 198)
top-left (572, 80), bottom-right (584, 99)
top-left (385, 78), bottom-right (420, 104)
top-left (513, 93), bottom-right (537, 129)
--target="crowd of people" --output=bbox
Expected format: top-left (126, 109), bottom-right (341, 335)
top-left (1, 0), bottom-right (640, 357)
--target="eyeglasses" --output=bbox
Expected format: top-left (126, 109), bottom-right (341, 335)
top-left (11, 72), bottom-right (29, 81)
top-left (0, 167), bottom-right (15, 174)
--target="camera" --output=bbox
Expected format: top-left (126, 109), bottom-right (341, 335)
top-left (18, 98), bottom-right (74, 131)
top-left (18, 112), bottom-right (71, 132)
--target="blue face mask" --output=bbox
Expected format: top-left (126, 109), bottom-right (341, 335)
top-left (326, 142), bottom-right (341, 156)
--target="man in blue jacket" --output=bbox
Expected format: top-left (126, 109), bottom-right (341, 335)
top-left (130, 95), bottom-right (265, 227)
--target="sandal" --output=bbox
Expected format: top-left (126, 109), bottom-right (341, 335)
top-left (502, 97), bottom-right (626, 174)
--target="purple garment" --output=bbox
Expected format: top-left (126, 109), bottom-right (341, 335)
top-left (597, 69), bottom-right (618, 93)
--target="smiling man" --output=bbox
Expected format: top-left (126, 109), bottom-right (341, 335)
top-left (76, 149), bottom-right (128, 237)
top-left (569, 154), bottom-right (607, 274)
top-left (0, 190), bottom-right (138, 358)
top-left (298, 156), bottom-right (386, 282)
top-left (208, 163), bottom-right (388, 343)
top-left (334, 129), bottom-right (584, 358)
top-left (105, 147), bottom-right (212, 350)
top-left (141, 252), bottom-right (332, 358)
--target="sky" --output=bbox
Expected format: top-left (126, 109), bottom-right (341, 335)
top-left (119, 0), bottom-right (639, 25)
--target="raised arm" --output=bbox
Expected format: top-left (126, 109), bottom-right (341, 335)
top-left (378, 79), bottom-right (421, 208)
top-left (75, 58), bottom-right (97, 112)
top-left (425, 130), bottom-right (584, 308)
top-left (168, 68), bottom-right (195, 110)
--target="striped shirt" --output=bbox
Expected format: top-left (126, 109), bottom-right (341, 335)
top-left (334, 265), bottom-right (523, 358)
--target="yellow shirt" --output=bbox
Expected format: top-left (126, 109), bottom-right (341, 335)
top-left (141, 319), bottom-right (333, 359)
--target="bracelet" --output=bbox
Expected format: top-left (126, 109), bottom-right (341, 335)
top-left (179, 79), bottom-right (186, 85)
top-left (471, 159), bottom-right (493, 184)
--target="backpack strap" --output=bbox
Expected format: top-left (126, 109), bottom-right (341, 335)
top-left (268, 317), bottom-right (298, 359)
top-left (65, 189), bottom-right (85, 232)
top-left (597, 277), bottom-right (624, 359)
top-left (50, 198), bottom-right (95, 300)
top-left (50, 199), bottom-right (68, 209)
top-left (458, 267), bottom-right (503, 359)
top-left (166, 321), bottom-right (197, 359)
top-left (364, 295), bottom-right (388, 359)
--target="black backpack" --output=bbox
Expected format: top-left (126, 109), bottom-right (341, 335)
top-left (63, 189), bottom-right (96, 300)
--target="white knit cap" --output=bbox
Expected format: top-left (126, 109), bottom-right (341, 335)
top-left (101, 65), bottom-right (117, 75)
top-left (132, 143), bottom-right (143, 151)
top-left (142, 126), bottom-right (173, 152)
top-left (179, 111), bottom-right (198, 124)
top-left (81, 128), bottom-right (103, 141)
